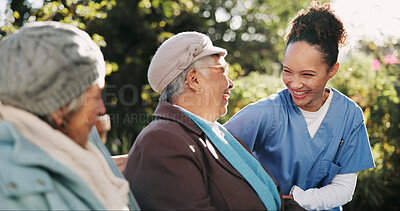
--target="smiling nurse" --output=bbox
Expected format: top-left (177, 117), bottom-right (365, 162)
top-left (224, 1), bottom-right (375, 210)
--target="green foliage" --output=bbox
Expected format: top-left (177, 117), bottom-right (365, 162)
top-left (329, 49), bottom-right (400, 210)
top-left (1, 0), bottom-right (115, 37)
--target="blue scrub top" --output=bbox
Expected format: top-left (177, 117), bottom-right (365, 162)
top-left (224, 88), bottom-right (375, 194)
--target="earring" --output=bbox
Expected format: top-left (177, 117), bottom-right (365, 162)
top-left (196, 88), bottom-right (203, 94)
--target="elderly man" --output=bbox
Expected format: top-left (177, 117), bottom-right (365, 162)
top-left (124, 32), bottom-right (303, 210)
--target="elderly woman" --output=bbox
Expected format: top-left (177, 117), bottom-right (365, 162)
top-left (0, 21), bottom-right (139, 210)
top-left (124, 32), bottom-right (303, 210)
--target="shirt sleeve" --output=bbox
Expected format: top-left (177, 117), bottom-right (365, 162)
top-left (224, 99), bottom-right (276, 153)
top-left (291, 173), bottom-right (357, 210)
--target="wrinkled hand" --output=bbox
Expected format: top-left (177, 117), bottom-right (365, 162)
top-left (112, 154), bottom-right (129, 173)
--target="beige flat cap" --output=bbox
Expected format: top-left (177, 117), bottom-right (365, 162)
top-left (147, 32), bottom-right (227, 93)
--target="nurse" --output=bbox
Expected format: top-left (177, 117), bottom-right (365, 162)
top-left (224, 2), bottom-right (375, 210)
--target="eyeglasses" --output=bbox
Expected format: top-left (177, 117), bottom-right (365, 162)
top-left (197, 65), bottom-right (229, 73)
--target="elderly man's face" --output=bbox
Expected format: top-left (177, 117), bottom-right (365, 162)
top-left (198, 56), bottom-right (234, 121)
top-left (65, 85), bottom-right (106, 147)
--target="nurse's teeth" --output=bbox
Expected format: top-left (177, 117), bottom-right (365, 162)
top-left (293, 90), bottom-right (309, 95)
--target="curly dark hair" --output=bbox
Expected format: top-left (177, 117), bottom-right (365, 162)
top-left (285, 1), bottom-right (348, 69)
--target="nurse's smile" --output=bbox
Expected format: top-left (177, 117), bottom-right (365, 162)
top-left (291, 89), bottom-right (311, 99)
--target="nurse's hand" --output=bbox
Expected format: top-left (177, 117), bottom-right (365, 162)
top-left (283, 195), bottom-right (294, 199)
top-left (112, 154), bottom-right (129, 173)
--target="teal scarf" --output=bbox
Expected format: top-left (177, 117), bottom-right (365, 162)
top-left (180, 109), bottom-right (281, 210)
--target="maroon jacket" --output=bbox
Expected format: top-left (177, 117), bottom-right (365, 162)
top-left (124, 101), bottom-right (303, 210)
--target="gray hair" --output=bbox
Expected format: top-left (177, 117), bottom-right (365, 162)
top-left (159, 55), bottom-right (216, 102)
top-left (38, 92), bottom-right (86, 128)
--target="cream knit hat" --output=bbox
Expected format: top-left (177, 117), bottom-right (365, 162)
top-left (0, 21), bottom-right (105, 115)
top-left (148, 32), bottom-right (227, 93)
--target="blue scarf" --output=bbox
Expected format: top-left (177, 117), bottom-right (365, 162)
top-left (180, 109), bottom-right (281, 210)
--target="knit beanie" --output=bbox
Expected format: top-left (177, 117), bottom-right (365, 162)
top-left (148, 32), bottom-right (227, 93)
top-left (0, 21), bottom-right (105, 115)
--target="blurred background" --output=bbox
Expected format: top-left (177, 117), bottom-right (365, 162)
top-left (1, 0), bottom-right (399, 209)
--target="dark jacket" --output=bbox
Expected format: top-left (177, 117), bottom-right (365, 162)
top-left (124, 101), bottom-right (303, 210)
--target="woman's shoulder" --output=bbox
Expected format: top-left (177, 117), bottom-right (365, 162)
top-left (331, 88), bottom-right (363, 112)
top-left (137, 119), bottom-right (186, 139)
top-left (225, 90), bottom-right (289, 133)
top-left (330, 88), bottom-right (364, 122)
top-left (134, 117), bottom-right (201, 151)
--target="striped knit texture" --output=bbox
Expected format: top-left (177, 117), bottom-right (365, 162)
top-left (0, 21), bottom-right (105, 115)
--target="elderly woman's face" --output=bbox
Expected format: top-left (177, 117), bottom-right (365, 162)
top-left (198, 56), bottom-right (234, 121)
top-left (65, 85), bottom-right (106, 147)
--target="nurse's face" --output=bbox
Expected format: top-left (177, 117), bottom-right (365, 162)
top-left (282, 41), bottom-right (337, 112)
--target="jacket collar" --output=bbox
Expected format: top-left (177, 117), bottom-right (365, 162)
top-left (153, 101), bottom-right (204, 136)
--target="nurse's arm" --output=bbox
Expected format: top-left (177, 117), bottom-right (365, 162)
top-left (290, 173), bottom-right (357, 210)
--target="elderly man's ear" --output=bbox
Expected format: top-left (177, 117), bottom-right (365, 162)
top-left (186, 69), bottom-right (203, 93)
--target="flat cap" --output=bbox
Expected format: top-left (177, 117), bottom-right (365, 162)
top-left (148, 32), bottom-right (227, 93)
